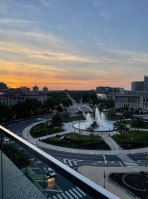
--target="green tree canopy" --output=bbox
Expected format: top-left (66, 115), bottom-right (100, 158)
top-left (51, 113), bottom-right (63, 128)
top-left (114, 120), bottom-right (129, 135)
top-left (131, 118), bottom-right (145, 130)
top-left (0, 103), bottom-right (10, 121)
top-left (11, 98), bottom-right (42, 118)
top-left (87, 121), bottom-right (98, 136)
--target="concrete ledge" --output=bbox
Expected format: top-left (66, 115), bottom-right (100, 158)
top-left (0, 152), bottom-right (46, 199)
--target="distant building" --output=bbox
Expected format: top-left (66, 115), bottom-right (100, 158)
top-left (131, 81), bottom-right (144, 92)
top-left (0, 88), bottom-right (47, 106)
top-left (131, 75), bottom-right (148, 93)
top-left (33, 85), bottom-right (39, 92)
top-left (19, 87), bottom-right (30, 93)
top-left (96, 86), bottom-right (124, 94)
top-left (43, 86), bottom-right (48, 93)
top-left (0, 82), bottom-right (8, 91)
top-left (113, 91), bottom-right (148, 110)
top-left (144, 75), bottom-right (148, 93)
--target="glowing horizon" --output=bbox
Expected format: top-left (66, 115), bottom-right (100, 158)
top-left (0, 1), bottom-right (148, 90)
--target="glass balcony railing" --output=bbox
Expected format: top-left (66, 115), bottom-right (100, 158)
top-left (0, 125), bottom-right (119, 199)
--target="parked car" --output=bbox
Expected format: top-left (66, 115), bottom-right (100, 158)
top-left (46, 167), bottom-right (56, 177)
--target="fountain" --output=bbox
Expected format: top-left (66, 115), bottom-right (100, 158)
top-left (73, 107), bottom-right (114, 132)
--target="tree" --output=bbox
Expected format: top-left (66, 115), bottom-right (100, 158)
top-left (11, 98), bottom-right (42, 118)
top-left (0, 103), bottom-right (10, 122)
top-left (99, 99), bottom-right (115, 110)
top-left (3, 144), bottom-right (29, 169)
top-left (87, 121), bottom-right (98, 136)
top-left (51, 113), bottom-right (63, 128)
top-left (114, 120), bottom-right (129, 135)
top-left (123, 110), bottom-right (133, 119)
top-left (131, 118), bottom-right (145, 131)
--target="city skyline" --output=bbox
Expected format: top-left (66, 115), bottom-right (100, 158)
top-left (0, 0), bottom-right (148, 90)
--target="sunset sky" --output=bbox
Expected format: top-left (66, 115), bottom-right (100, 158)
top-left (0, 0), bottom-right (148, 90)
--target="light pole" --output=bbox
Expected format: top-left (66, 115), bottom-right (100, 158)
top-left (103, 170), bottom-right (106, 189)
top-left (0, 132), bottom-right (4, 199)
top-left (129, 143), bottom-right (130, 154)
top-left (79, 119), bottom-right (80, 135)
top-left (43, 167), bottom-right (46, 196)
top-left (36, 138), bottom-right (37, 146)
top-left (146, 155), bottom-right (148, 167)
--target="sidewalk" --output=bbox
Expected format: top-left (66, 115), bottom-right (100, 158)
top-left (78, 166), bottom-right (148, 199)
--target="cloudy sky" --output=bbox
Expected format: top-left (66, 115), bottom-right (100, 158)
top-left (0, 0), bottom-right (148, 90)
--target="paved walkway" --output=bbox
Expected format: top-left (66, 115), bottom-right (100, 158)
top-left (78, 166), bottom-right (148, 199)
top-left (101, 135), bottom-right (139, 171)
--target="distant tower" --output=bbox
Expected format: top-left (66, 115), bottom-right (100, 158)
top-left (43, 86), bottom-right (48, 93)
top-left (0, 82), bottom-right (8, 91)
top-left (131, 81), bottom-right (144, 91)
top-left (33, 85), bottom-right (39, 92)
top-left (144, 75), bottom-right (148, 93)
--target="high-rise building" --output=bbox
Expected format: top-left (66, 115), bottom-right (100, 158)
top-left (0, 82), bottom-right (8, 91)
top-left (144, 75), bottom-right (148, 93)
top-left (96, 86), bottom-right (124, 94)
top-left (33, 85), bottom-right (39, 92)
top-left (131, 75), bottom-right (148, 93)
top-left (19, 87), bottom-right (30, 93)
top-left (43, 86), bottom-right (48, 93)
top-left (131, 81), bottom-right (144, 92)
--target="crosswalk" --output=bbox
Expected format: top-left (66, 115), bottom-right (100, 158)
top-left (48, 187), bottom-right (87, 199)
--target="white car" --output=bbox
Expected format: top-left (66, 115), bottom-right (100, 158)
top-left (46, 168), bottom-right (56, 177)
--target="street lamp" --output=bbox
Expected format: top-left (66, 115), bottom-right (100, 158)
top-left (103, 170), bottom-right (106, 189)
top-left (43, 167), bottom-right (46, 196)
top-left (146, 155), bottom-right (148, 167)
top-left (36, 138), bottom-right (38, 146)
top-left (128, 143), bottom-right (130, 154)
top-left (0, 133), bottom-right (4, 199)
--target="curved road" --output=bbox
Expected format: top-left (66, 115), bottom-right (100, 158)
top-left (4, 116), bottom-right (148, 170)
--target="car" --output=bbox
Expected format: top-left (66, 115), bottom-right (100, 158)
top-left (46, 167), bottom-right (56, 178)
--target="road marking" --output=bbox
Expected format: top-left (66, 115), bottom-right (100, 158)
top-left (119, 161), bottom-right (124, 167)
top-left (76, 187), bottom-right (86, 196)
top-left (69, 190), bottom-right (79, 199)
top-left (57, 194), bottom-right (63, 199)
top-left (97, 161), bottom-right (102, 163)
top-left (53, 196), bottom-right (58, 199)
top-left (72, 188), bottom-right (83, 197)
top-left (103, 155), bottom-right (107, 163)
top-left (73, 160), bottom-right (83, 165)
top-left (61, 193), bottom-right (69, 199)
top-left (63, 159), bottom-right (83, 166)
top-left (65, 191), bottom-right (74, 199)
top-left (111, 162), bottom-right (114, 163)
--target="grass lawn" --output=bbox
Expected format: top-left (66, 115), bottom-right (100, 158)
top-left (112, 130), bottom-right (148, 149)
top-left (63, 116), bottom-right (85, 123)
top-left (109, 172), bottom-right (148, 199)
top-left (30, 122), bottom-right (64, 138)
top-left (106, 115), bottom-right (121, 121)
top-left (42, 133), bottom-right (110, 150)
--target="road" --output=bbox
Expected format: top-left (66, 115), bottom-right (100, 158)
top-left (4, 117), bottom-right (148, 170)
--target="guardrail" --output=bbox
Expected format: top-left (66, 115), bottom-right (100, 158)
top-left (0, 125), bottom-right (119, 199)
